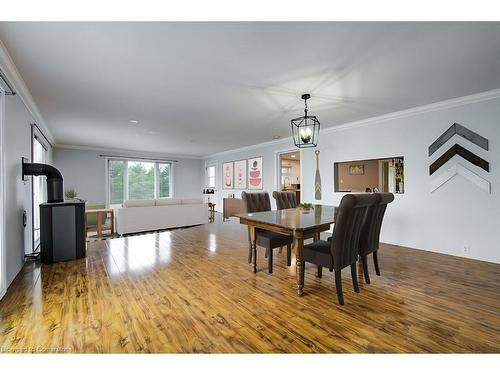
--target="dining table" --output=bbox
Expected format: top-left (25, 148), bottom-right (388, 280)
top-left (235, 205), bottom-right (337, 296)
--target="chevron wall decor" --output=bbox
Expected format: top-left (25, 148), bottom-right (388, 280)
top-left (429, 123), bottom-right (490, 193)
top-left (429, 144), bottom-right (489, 175)
top-left (429, 122), bottom-right (489, 156)
top-left (430, 159), bottom-right (491, 194)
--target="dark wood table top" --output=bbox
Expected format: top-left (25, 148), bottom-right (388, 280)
top-left (235, 204), bottom-right (337, 231)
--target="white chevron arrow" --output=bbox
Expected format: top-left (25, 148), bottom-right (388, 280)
top-left (430, 160), bottom-right (490, 194)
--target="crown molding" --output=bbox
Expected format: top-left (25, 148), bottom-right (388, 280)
top-left (55, 143), bottom-right (202, 160)
top-left (320, 88), bottom-right (500, 136)
top-left (0, 39), bottom-right (55, 145)
top-left (203, 88), bottom-right (500, 159)
top-left (203, 136), bottom-right (294, 159)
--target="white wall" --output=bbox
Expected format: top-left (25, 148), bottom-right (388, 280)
top-left (3, 94), bottom-right (53, 287)
top-left (53, 147), bottom-right (203, 204)
top-left (51, 148), bottom-right (105, 203)
top-left (205, 93), bottom-right (500, 264)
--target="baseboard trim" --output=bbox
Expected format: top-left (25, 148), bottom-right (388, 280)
top-left (381, 242), bottom-right (499, 265)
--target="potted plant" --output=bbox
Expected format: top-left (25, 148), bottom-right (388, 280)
top-left (65, 189), bottom-right (77, 200)
top-left (297, 202), bottom-right (314, 211)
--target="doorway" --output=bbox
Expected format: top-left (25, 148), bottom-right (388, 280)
top-left (277, 151), bottom-right (301, 203)
top-left (31, 126), bottom-right (48, 253)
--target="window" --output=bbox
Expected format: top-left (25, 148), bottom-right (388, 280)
top-left (108, 158), bottom-right (173, 207)
top-left (109, 160), bottom-right (125, 205)
top-left (206, 165), bottom-right (216, 188)
top-left (158, 163), bottom-right (171, 198)
top-left (334, 157), bottom-right (404, 194)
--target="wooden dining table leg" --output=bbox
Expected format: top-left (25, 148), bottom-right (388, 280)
top-left (110, 210), bottom-right (114, 234)
top-left (249, 226), bottom-right (257, 273)
top-left (97, 212), bottom-right (103, 237)
top-left (295, 231), bottom-right (305, 296)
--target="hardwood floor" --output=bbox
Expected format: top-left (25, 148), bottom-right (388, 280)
top-left (1, 214), bottom-right (499, 353)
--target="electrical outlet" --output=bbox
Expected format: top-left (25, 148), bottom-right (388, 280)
top-left (463, 246), bottom-right (470, 253)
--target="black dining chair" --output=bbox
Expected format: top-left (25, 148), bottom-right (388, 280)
top-left (302, 194), bottom-right (376, 305)
top-left (272, 191), bottom-right (298, 210)
top-left (241, 191), bottom-right (293, 273)
top-left (359, 192), bottom-right (394, 283)
top-left (272, 190), bottom-right (320, 247)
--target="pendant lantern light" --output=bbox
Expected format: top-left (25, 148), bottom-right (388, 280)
top-left (290, 94), bottom-right (320, 148)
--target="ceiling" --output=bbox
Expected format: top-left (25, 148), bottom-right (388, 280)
top-left (1, 22), bottom-right (499, 157)
top-left (281, 151), bottom-right (300, 161)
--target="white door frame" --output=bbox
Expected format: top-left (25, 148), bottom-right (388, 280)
top-left (275, 148), bottom-right (301, 193)
top-left (0, 84), bottom-right (7, 299)
top-left (31, 129), bottom-right (48, 254)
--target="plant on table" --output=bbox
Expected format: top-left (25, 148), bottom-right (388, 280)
top-left (297, 202), bottom-right (314, 210)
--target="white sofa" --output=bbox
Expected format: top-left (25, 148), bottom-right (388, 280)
top-left (115, 198), bottom-right (208, 235)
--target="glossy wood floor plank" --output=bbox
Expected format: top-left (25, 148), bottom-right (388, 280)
top-left (1, 214), bottom-right (500, 353)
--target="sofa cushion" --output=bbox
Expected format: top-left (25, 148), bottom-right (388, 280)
top-left (123, 199), bottom-right (155, 208)
top-left (181, 198), bottom-right (203, 205)
top-left (155, 198), bottom-right (182, 206)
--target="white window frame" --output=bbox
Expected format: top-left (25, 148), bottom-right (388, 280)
top-left (204, 160), bottom-right (219, 207)
top-left (105, 157), bottom-right (174, 207)
top-left (0, 84), bottom-right (6, 299)
top-left (206, 165), bottom-right (216, 189)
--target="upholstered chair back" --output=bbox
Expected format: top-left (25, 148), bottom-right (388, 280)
top-left (272, 191), bottom-right (298, 210)
top-left (330, 194), bottom-right (376, 271)
top-left (241, 191), bottom-right (271, 213)
top-left (359, 193), bottom-right (394, 256)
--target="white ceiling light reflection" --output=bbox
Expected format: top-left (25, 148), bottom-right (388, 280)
top-left (250, 67), bottom-right (350, 112)
top-left (127, 235), bottom-right (156, 271)
top-left (107, 233), bottom-right (173, 275)
top-left (208, 233), bottom-right (217, 253)
top-left (108, 236), bottom-right (128, 276)
top-left (157, 231), bottom-right (172, 263)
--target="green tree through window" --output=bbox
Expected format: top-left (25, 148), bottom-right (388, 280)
top-left (109, 160), bottom-right (125, 205)
top-left (158, 163), bottom-right (170, 198)
top-left (108, 159), bottom-right (172, 206)
top-left (128, 161), bottom-right (155, 200)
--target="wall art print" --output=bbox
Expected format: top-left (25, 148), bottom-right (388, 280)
top-left (234, 159), bottom-right (247, 189)
top-left (247, 157), bottom-right (263, 190)
top-left (349, 164), bottom-right (365, 175)
top-left (223, 161), bottom-right (234, 189)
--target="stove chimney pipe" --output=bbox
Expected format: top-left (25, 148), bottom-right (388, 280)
top-left (22, 160), bottom-right (64, 203)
